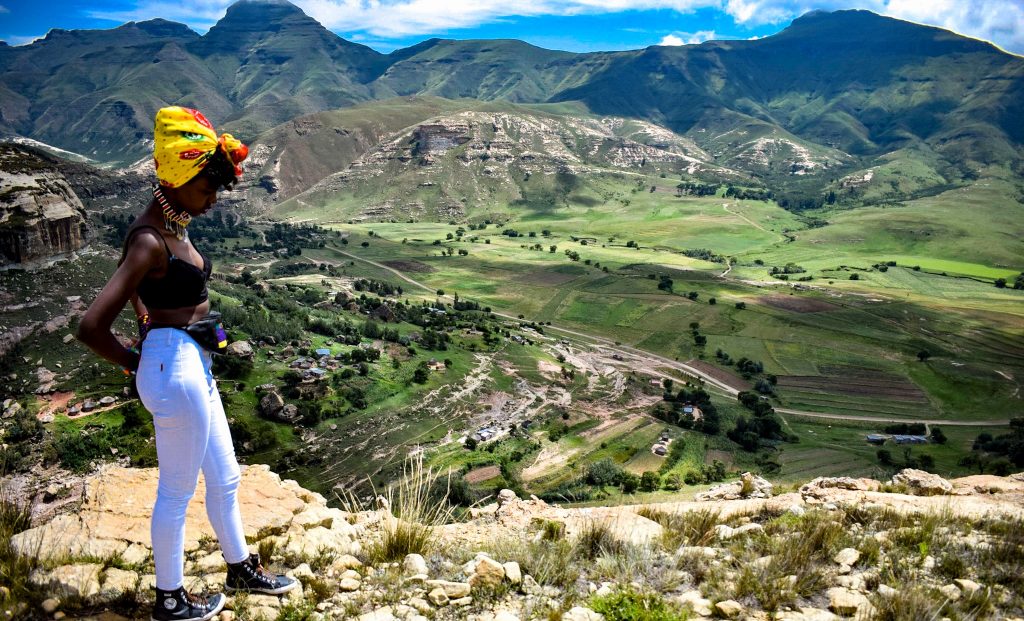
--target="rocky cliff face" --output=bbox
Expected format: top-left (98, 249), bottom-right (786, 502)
top-left (0, 144), bottom-right (88, 266)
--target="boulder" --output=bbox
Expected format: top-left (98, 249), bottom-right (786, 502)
top-left (403, 553), bottom-right (428, 576)
top-left (502, 561), bottom-right (522, 585)
top-left (279, 404), bottom-right (300, 423)
top-left (339, 578), bottom-right (361, 592)
top-left (98, 568), bottom-right (138, 603)
top-left (714, 523), bottom-right (764, 540)
top-left (258, 391), bottom-right (285, 419)
top-left (827, 587), bottom-right (871, 616)
top-left (715, 600), bottom-right (744, 618)
top-left (955, 579), bottom-right (983, 596)
top-left (226, 340), bottom-right (254, 358)
top-left (427, 588), bottom-right (449, 606)
top-left (497, 489), bottom-right (518, 507)
top-left (30, 564), bottom-right (102, 601)
top-left (425, 580), bottom-right (471, 599)
top-left (562, 607), bottom-right (604, 621)
top-left (833, 548), bottom-right (860, 566)
top-left (358, 607), bottom-right (397, 621)
top-left (800, 477), bottom-right (881, 498)
top-left (889, 469), bottom-right (953, 496)
top-left (696, 473), bottom-right (772, 501)
top-left (676, 590), bottom-right (712, 616)
top-left (469, 556), bottom-right (505, 590)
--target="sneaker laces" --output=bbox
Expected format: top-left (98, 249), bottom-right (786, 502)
top-left (182, 588), bottom-right (207, 608)
top-left (253, 561), bottom-right (277, 584)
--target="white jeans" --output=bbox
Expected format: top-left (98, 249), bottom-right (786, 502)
top-left (136, 328), bottom-right (249, 590)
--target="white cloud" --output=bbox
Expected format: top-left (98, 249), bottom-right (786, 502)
top-left (885, 0), bottom-right (1024, 54)
top-left (2, 34), bottom-right (45, 46)
top-left (88, 1), bottom-right (233, 32)
top-left (719, 0), bottom-right (1022, 54)
top-left (659, 29), bottom-right (717, 45)
top-left (0, 5), bottom-right (10, 14)
top-left (84, 0), bottom-right (1024, 54)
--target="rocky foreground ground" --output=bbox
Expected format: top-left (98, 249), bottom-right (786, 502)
top-left (6, 466), bottom-right (1024, 621)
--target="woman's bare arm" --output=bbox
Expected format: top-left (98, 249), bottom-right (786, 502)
top-left (76, 232), bottom-right (163, 370)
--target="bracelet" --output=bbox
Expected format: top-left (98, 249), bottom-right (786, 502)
top-left (137, 313), bottom-right (151, 339)
top-left (121, 346), bottom-right (140, 376)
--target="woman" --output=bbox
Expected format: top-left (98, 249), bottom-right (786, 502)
top-left (77, 107), bottom-right (297, 621)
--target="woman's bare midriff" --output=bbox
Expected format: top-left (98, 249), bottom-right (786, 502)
top-left (150, 301), bottom-right (211, 327)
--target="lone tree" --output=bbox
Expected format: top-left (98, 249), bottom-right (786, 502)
top-left (917, 350), bottom-right (931, 362)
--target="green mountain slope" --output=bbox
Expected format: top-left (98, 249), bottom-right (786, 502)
top-left (0, 1), bottom-right (1021, 203)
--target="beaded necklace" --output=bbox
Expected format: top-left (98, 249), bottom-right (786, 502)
top-left (154, 186), bottom-right (191, 241)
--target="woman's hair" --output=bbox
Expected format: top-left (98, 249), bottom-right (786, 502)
top-left (196, 148), bottom-right (239, 191)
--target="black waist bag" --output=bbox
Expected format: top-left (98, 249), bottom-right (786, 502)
top-left (182, 311), bottom-right (229, 353)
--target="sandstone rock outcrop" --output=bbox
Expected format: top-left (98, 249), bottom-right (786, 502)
top-left (0, 144), bottom-right (88, 266)
top-left (889, 468), bottom-right (954, 496)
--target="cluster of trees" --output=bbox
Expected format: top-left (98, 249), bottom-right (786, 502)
top-left (725, 185), bottom-right (773, 201)
top-left (961, 419), bottom-right (1024, 474)
top-left (99, 210), bottom-right (260, 251)
top-left (877, 447), bottom-right (935, 472)
top-left (769, 263), bottom-right (806, 275)
top-left (652, 382), bottom-right (722, 436)
top-left (872, 261), bottom-right (897, 272)
top-left (264, 222), bottom-right (329, 255)
top-left (682, 248), bottom-right (726, 263)
top-left (688, 321), bottom-right (707, 347)
top-left (676, 182), bottom-right (720, 197)
top-left (727, 391), bottom-right (791, 451)
top-left (353, 279), bottom-right (403, 296)
top-left (269, 261), bottom-right (332, 277)
top-left (994, 273), bottom-right (1024, 289)
top-left (683, 460), bottom-right (728, 485)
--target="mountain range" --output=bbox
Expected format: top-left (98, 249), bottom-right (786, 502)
top-left (1, 0), bottom-right (1022, 211)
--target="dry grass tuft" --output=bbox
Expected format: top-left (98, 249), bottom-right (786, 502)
top-left (637, 506), bottom-right (719, 550)
top-left (0, 490), bottom-right (39, 617)
top-left (365, 454), bottom-right (456, 563)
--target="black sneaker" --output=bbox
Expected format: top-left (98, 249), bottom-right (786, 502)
top-left (225, 553), bottom-right (298, 595)
top-left (151, 587), bottom-right (225, 621)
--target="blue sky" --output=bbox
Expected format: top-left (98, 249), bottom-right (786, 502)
top-left (1, 0), bottom-right (1022, 55)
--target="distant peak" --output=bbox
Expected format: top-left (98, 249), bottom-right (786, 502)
top-left (225, 0), bottom-right (304, 11)
top-left (217, 0), bottom-right (312, 24)
top-left (125, 18), bottom-right (198, 38)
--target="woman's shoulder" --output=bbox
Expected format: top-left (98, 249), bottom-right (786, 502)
top-left (120, 222), bottom-right (169, 265)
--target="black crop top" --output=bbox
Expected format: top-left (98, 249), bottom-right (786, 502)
top-left (122, 225), bottom-right (211, 310)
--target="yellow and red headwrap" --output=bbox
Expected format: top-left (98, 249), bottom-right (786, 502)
top-left (153, 106), bottom-right (248, 188)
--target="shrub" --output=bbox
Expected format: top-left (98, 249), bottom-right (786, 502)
top-left (586, 459), bottom-right (625, 487)
top-left (590, 587), bottom-right (689, 621)
top-left (0, 491), bottom-right (39, 615)
top-left (574, 520), bottom-right (625, 560)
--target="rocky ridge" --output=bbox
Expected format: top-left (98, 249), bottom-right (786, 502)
top-left (285, 110), bottom-right (743, 221)
top-left (8, 465), bottom-right (1024, 620)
